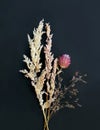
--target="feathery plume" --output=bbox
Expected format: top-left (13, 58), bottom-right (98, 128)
top-left (20, 20), bottom-right (87, 130)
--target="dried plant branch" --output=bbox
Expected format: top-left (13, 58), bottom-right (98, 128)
top-left (20, 20), bottom-right (87, 130)
top-left (50, 72), bottom-right (87, 118)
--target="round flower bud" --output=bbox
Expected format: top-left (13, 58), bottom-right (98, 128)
top-left (58, 54), bottom-right (71, 69)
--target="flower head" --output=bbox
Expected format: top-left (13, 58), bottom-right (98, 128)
top-left (58, 54), bottom-right (71, 69)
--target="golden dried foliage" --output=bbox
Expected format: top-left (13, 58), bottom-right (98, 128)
top-left (20, 20), bottom-right (87, 130)
top-left (20, 20), bottom-right (59, 130)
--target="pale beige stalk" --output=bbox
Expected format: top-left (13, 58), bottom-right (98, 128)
top-left (20, 20), bottom-right (58, 130)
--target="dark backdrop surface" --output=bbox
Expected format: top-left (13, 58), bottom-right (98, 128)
top-left (0, 0), bottom-right (100, 130)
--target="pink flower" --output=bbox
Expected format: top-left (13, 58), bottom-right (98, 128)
top-left (58, 54), bottom-right (71, 69)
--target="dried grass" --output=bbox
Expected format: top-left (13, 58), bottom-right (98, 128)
top-left (20, 20), bottom-right (87, 130)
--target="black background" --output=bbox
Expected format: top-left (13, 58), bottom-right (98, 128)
top-left (0, 0), bottom-right (100, 130)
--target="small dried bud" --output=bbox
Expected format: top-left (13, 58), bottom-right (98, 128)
top-left (58, 54), bottom-right (71, 69)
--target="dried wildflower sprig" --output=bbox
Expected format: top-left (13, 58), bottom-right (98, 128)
top-left (20, 20), bottom-right (86, 130)
top-left (50, 72), bottom-right (87, 118)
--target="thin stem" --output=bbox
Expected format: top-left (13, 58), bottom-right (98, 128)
top-left (43, 109), bottom-right (49, 130)
top-left (47, 108), bottom-right (50, 121)
top-left (44, 120), bottom-right (49, 130)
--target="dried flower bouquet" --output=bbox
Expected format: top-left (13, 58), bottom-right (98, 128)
top-left (20, 20), bottom-right (86, 130)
